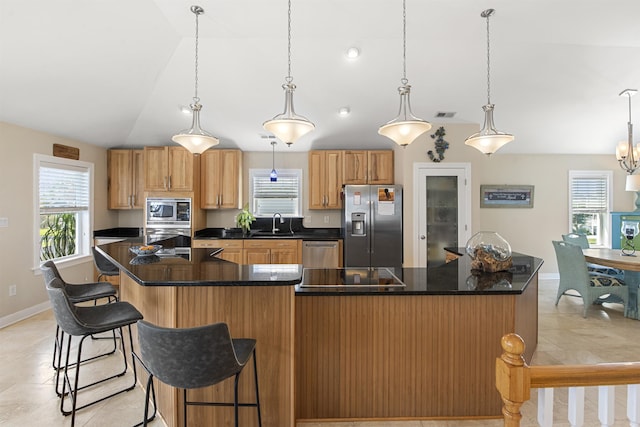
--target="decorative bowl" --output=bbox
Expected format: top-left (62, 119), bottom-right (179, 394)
top-left (129, 245), bottom-right (162, 256)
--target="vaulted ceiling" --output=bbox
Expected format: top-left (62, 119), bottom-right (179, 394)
top-left (1, 0), bottom-right (639, 154)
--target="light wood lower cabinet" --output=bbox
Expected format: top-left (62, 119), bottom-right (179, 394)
top-left (191, 239), bottom-right (243, 264)
top-left (192, 239), bottom-right (301, 264)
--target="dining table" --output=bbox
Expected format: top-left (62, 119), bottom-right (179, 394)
top-left (583, 248), bottom-right (640, 319)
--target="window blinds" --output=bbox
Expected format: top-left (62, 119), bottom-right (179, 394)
top-left (252, 174), bottom-right (299, 216)
top-left (39, 164), bottom-right (90, 213)
top-left (570, 176), bottom-right (608, 213)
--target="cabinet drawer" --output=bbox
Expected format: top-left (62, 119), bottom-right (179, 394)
top-left (243, 239), bottom-right (299, 249)
top-left (192, 239), bottom-right (243, 249)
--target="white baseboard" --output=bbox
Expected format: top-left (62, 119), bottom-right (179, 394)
top-left (0, 301), bottom-right (51, 329)
top-left (540, 273), bottom-right (560, 281)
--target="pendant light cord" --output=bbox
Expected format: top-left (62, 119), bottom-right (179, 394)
top-left (485, 11), bottom-right (491, 105)
top-left (192, 6), bottom-right (201, 104)
top-left (286, 0), bottom-right (293, 84)
top-left (401, 0), bottom-right (407, 85)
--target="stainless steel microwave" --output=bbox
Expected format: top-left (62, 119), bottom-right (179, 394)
top-left (145, 197), bottom-right (191, 228)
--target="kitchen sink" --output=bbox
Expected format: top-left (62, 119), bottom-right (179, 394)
top-left (249, 230), bottom-right (296, 238)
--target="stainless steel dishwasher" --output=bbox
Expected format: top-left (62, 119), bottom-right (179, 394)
top-left (302, 240), bottom-right (340, 268)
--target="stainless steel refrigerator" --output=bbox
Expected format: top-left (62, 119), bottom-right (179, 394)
top-left (342, 185), bottom-right (403, 267)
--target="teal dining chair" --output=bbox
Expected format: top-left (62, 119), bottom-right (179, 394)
top-left (561, 233), bottom-right (624, 279)
top-left (552, 240), bottom-right (629, 317)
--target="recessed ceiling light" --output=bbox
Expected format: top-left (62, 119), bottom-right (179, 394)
top-left (346, 47), bottom-right (360, 59)
top-left (338, 107), bottom-right (351, 117)
top-left (179, 105), bottom-right (191, 115)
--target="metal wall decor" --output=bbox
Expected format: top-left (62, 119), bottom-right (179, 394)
top-left (427, 126), bottom-right (449, 162)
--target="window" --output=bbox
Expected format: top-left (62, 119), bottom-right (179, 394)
top-left (34, 154), bottom-right (93, 267)
top-left (249, 169), bottom-right (302, 217)
top-left (569, 170), bottom-right (612, 247)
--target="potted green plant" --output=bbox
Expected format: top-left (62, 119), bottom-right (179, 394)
top-left (236, 203), bottom-right (256, 236)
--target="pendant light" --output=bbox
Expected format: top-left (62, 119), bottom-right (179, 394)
top-left (263, 0), bottom-right (315, 146)
top-left (270, 141), bottom-right (278, 182)
top-left (465, 9), bottom-right (514, 156)
top-left (378, 0), bottom-right (431, 147)
top-left (172, 5), bottom-right (219, 155)
top-left (616, 89), bottom-right (639, 174)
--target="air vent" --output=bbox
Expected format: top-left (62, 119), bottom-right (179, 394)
top-left (435, 111), bottom-right (456, 118)
top-left (259, 134), bottom-right (277, 140)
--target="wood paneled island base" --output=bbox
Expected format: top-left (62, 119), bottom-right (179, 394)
top-left (295, 275), bottom-right (538, 420)
top-left (120, 274), bottom-right (295, 427)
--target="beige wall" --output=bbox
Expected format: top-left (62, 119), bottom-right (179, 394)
top-left (0, 122), bottom-right (117, 324)
top-left (1, 120), bottom-right (634, 322)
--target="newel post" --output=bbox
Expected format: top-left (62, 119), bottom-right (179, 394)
top-left (495, 333), bottom-right (530, 427)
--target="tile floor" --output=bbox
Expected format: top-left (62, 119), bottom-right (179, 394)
top-left (1, 278), bottom-right (639, 427)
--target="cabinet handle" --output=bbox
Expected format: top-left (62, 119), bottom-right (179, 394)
top-left (219, 194), bottom-right (223, 206)
top-left (168, 175), bottom-right (172, 189)
top-left (163, 176), bottom-right (168, 190)
top-left (128, 195), bottom-right (133, 207)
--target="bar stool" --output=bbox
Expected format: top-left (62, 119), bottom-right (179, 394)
top-left (92, 246), bottom-right (120, 282)
top-left (136, 320), bottom-right (262, 427)
top-left (41, 260), bottom-right (119, 394)
top-left (46, 277), bottom-right (143, 427)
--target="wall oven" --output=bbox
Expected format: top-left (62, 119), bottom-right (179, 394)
top-left (145, 197), bottom-right (191, 229)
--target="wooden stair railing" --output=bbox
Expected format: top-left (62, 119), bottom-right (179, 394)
top-left (496, 333), bottom-right (640, 427)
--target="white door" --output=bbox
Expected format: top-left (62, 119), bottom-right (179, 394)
top-left (414, 163), bottom-right (471, 267)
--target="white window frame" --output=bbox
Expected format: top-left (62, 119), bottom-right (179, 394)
top-left (33, 154), bottom-right (94, 270)
top-left (248, 168), bottom-right (303, 218)
top-left (568, 170), bottom-right (612, 248)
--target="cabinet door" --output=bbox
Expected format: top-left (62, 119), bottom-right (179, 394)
top-left (244, 248), bottom-right (271, 264)
top-left (108, 150), bottom-right (134, 209)
top-left (367, 150), bottom-right (394, 184)
top-left (219, 150), bottom-right (241, 209)
top-left (324, 151), bottom-right (343, 209)
top-left (144, 147), bottom-right (168, 191)
top-left (270, 248), bottom-right (298, 264)
top-left (167, 146), bottom-right (194, 191)
top-left (308, 151), bottom-right (326, 209)
top-left (343, 150), bottom-right (367, 185)
top-left (131, 150), bottom-right (145, 208)
top-left (219, 249), bottom-right (243, 264)
top-left (200, 150), bottom-right (221, 208)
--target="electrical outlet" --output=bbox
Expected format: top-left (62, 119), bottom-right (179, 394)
top-left (304, 216), bottom-right (311, 224)
top-left (9, 284), bottom-right (16, 297)
top-left (324, 215), bottom-right (330, 224)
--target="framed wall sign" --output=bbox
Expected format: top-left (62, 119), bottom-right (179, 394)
top-left (480, 185), bottom-right (534, 208)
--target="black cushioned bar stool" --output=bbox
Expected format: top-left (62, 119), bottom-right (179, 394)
top-left (41, 260), bottom-right (119, 395)
top-left (46, 277), bottom-right (143, 427)
top-left (136, 320), bottom-right (262, 427)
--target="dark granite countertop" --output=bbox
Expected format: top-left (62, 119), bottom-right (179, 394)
top-left (295, 252), bottom-right (543, 296)
top-left (94, 227), bottom-right (142, 238)
top-left (96, 238), bottom-right (302, 287)
top-left (194, 227), bottom-right (342, 240)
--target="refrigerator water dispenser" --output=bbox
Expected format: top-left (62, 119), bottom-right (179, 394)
top-left (351, 213), bottom-right (366, 236)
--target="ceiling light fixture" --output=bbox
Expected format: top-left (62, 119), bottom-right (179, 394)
top-left (270, 141), bottom-right (278, 182)
top-left (616, 89), bottom-right (639, 175)
top-left (263, 0), bottom-right (315, 147)
top-left (378, 0), bottom-right (431, 147)
top-left (465, 9), bottom-right (514, 156)
top-left (338, 107), bottom-right (351, 117)
top-left (172, 5), bottom-right (219, 155)
top-left (346, 47), bottom-right (360, 59)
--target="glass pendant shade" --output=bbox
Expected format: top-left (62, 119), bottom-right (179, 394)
top-left (378, 84), bottom-right (431, 147)
top-left (617, 140), bottom-right (639, 162)
top-left (172, 103), bottom-right (219, 155)
top-left (263, 83), bottom-right (315, 146)
top-left (464, 104), bottom-right (514, 155)
top-left (270, 141), bottom-right (278, 182)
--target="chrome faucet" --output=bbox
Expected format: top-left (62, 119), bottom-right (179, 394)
top-left (272, 213), bottom-right (283, 234)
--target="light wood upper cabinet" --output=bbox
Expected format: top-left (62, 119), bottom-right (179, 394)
top-left (343, 150), bottom-right (394, 185)
top-left (144, 146), bottom-right (195, 192)
top-left (309, 150), bottom-right (343, 210)
top-left (200, 149), bottom-right (242, 209)
top-left (107, 149), bottom-right (144, 209)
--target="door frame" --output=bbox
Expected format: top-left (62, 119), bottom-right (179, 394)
top-left (413, 162), bottom-right (472, 267)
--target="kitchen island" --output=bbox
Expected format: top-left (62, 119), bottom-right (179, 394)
top-left (98, 240), bottom-right (542, 425)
